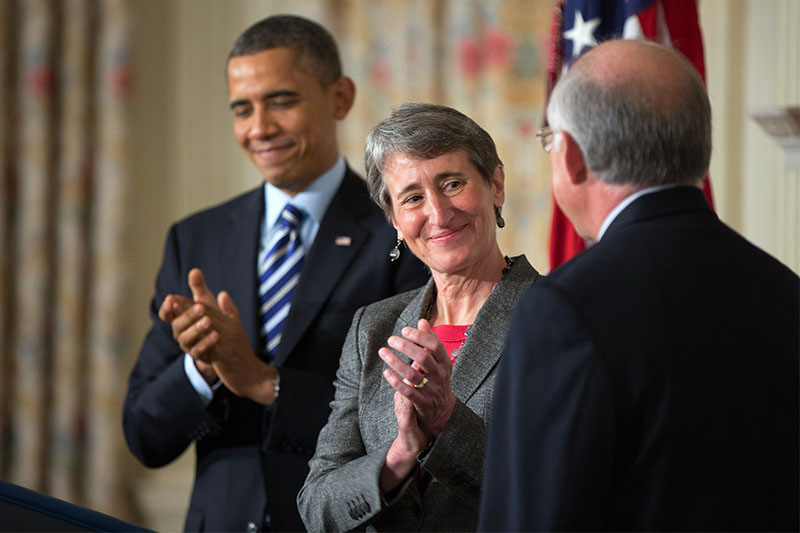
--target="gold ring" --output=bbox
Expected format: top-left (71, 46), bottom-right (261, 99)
top-left (413, 376), bottom-right (429, 390)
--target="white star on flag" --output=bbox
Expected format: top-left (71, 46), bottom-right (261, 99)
top-left (564, 10), bottom-right (601, 57)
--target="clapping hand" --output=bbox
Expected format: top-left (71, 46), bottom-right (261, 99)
top-left (158, 268), bottom-right (278, 404)
top-left (378, 318), bottom-right (457, 493)
top-left (379, 318), bottom-right (457, 436)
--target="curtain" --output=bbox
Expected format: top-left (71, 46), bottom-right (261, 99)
top-left (0, 0), bottom-right (137, 523)
top-left (2, 0), bottom-right (556, 528)
top-left (333, 0), bottom-right (555, 264)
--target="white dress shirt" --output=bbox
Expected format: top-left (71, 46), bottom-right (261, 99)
top-left (596, 184), bottom-right (680, 241)
top-left (184, 156), bottom-right (346, 404)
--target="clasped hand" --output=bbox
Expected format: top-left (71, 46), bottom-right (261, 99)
top-left (158, 268), bottom-right (278, 404)
top-left (378, 319), bottom-right (457, 492)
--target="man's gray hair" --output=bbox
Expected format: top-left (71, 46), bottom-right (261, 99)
top-left (365, 102), bottom-right (502, 220)
top-left (546, 41), bottom-right (711, 186)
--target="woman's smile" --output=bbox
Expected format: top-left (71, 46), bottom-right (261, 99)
top-left (427, 224), bottom-right (467, 244)
top-left (384, 151), bottom-right (504, 277)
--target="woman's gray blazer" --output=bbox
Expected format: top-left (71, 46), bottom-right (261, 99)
top-left (298, 255), bottom-right (538, 531)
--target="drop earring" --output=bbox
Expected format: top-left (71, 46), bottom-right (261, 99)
top-left (389, 239), bottom-right (402, 262)
top-left (494, 205), bottom-right (505, 228)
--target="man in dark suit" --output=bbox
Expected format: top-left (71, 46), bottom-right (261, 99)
top-left (479, 39), bottom-right (799, 532)
top-left (122, 16), bottom-right (427, 532)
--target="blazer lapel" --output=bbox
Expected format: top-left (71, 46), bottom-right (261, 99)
top-left (371, 283), bottom-right (434, 439)
top-left (450, 258), bottom-right (537, 402)
top-left (396, 280), bottom-right (435, 334)
top-left (272, 168), bottom-right (371, 367)
top-left (222, 187), bottom-right (264, 355)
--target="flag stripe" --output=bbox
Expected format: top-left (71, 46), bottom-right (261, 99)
top-left (547, 0), bottom-right (714, 271)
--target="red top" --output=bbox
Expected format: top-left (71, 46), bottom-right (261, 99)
top-left (432, 324), bottom-right (470, 365)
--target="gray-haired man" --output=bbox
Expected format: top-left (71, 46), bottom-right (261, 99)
top-left (480, 39), bottom-right (799, 532)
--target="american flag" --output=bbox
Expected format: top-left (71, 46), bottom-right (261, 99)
top-left (546, 0), bottom-right (715, 271)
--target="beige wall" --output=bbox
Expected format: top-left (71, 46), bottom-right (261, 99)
top-left (126, 1), bottom-right (800, 530)
top-left (701, 0), bottom-right (799, 271)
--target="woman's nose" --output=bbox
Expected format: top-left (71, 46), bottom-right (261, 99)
top-left (425, 195), bottom-right (452, 227)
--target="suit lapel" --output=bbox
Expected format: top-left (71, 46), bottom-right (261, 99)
top-left (272, 168), bottom-right (372, 367)
top-left (450, 258), bottom-right (537, 402)
top-left (222, 187), bottom-right (264, 355)
top-left (373, 283), bottom-right (433, 428)
top-left (396, 280), bottom-right (434, 333)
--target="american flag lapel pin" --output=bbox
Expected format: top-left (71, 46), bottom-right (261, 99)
top-left (335, 235), bottom-right (352, 246)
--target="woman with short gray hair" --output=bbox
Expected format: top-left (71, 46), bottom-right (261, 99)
top-left (298, 102), bottom-right (539, 531)
top-left (365, 102), bottom-right (503, 220)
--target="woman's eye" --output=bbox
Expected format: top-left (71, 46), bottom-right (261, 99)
top-left (403, 195), bottom-right (423, 205)
top-left (444, 180), bottom-right (463, 192)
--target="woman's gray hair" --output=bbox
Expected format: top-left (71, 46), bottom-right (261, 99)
top-left (365, 102), bottom-right (502, 220)
top-left (546, 41), bottom-right (711, 187)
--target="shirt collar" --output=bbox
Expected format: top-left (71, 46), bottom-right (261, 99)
top-left (264, 155), bottom-right (346, 232)
top-left (596, 184), bottom-right (679, 241)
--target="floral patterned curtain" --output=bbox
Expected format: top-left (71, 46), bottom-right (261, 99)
top-left (1, 0), bottom-right (555, 527)
top-left (0, 0), bottom-right (136, 522)
top-left (283, 0), bottom-right (553, 263)
top-left (333, 0), bottom-right (554, 264)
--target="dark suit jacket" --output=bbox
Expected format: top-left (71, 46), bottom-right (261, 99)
top-left (480, 187), bottom-right (800, 532)
top-left (123, 167), bottom-right (428, 532)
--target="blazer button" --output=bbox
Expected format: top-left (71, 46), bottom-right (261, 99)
top-left (246, 521), bottom-right (258, 532)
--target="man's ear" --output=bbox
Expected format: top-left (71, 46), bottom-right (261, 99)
top-left (331, 76), bottom-right (356, 120)
top-left (561, 132), bottom-right (588, 185)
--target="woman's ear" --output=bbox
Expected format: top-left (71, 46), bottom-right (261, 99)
top-left (391, 216), bottom-right (403, 239)
top-left (491, 165), bottom-right (506, 206)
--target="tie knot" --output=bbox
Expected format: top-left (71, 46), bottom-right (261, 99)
top-left (279, 204), bottom-right (305, 230)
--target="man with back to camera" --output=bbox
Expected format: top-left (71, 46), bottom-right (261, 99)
top-left (122, 15), bottom-right (427, 532)
top-left (479, 39), bottom-right (799, 532)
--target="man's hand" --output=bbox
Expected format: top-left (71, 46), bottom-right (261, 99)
top-left (205, 286), bottom-right (279, 404)
top-left (159, 290), bottom-right (218, 385)
top-left (177, 269), bottom-right (279, 404)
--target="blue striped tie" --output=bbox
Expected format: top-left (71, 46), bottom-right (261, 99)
top-left (259, 204), bottom-right (306, 358)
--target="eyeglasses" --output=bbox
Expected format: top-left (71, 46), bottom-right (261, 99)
top-left (536, 127), bottom-right (555, 153)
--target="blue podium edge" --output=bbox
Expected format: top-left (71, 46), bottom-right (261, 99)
top-left (0, 480), bottom-right (151, 532)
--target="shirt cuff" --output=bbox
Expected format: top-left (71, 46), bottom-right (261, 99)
top-left (183, 353), bottom-right (221, 406)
